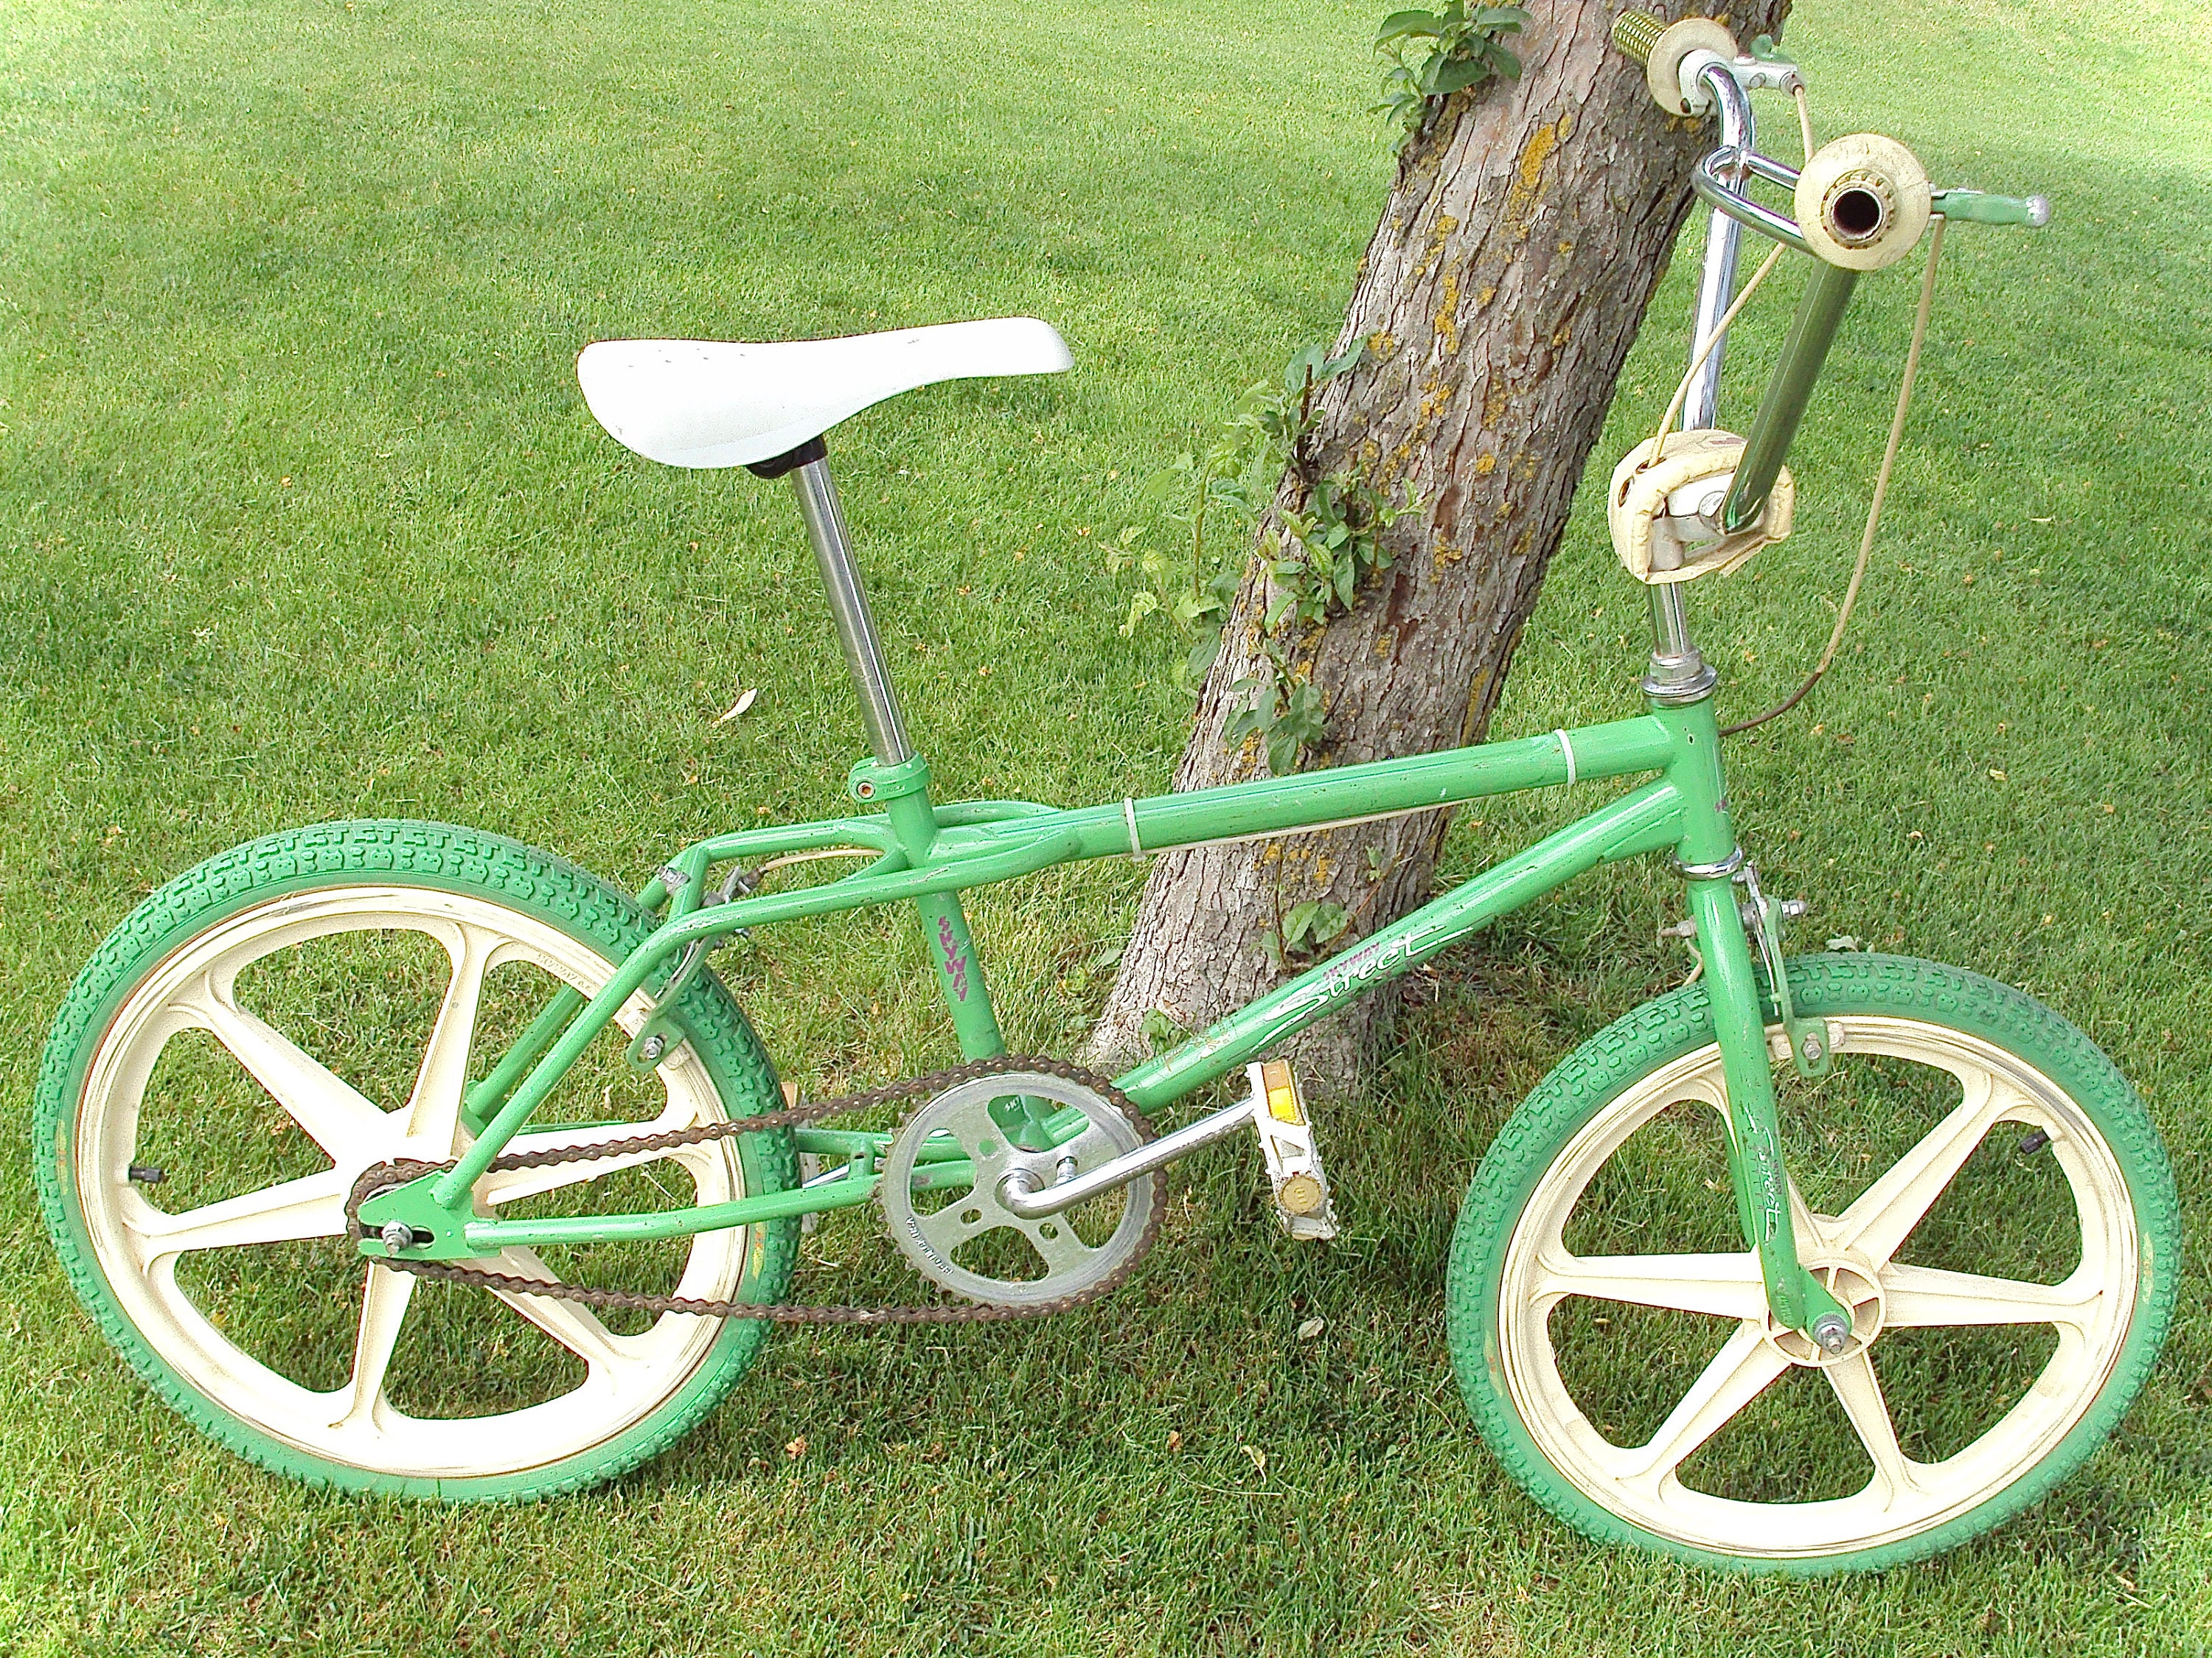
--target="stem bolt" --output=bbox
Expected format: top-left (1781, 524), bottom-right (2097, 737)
top-left (1811, 1312), bottom-right (1852, 1357)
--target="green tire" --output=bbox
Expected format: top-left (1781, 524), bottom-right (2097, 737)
top-left (35, 820), bottom-right (799, 1500)
top-left (1447, 952), bottom-right (2179, 1574)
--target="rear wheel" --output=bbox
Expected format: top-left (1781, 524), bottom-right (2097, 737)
top-left (1447, 954), bottom-right (2178, 1572)
top-left (35, 821), bottom-right (798, 1499)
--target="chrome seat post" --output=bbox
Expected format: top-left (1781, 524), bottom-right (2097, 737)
top-left (786, 448), bottom-right (914, 767)
top-left (1644, 58), bottom-right (1755, 706)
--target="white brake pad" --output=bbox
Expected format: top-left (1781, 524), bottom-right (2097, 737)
top-left (1607, 428), bottom-right (1793, 585)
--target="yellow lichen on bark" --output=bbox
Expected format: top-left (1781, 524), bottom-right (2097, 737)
top-left (1506, 119), bottom-right (1560, 237)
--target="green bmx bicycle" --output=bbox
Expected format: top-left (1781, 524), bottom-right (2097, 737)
top-left (33, 13), bottom-right (2178, 1572)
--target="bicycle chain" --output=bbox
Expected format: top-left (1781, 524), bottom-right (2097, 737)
top-left (344, 1055), bottom-right (1164, 1326)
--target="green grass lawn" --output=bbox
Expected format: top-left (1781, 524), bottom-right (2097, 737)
top-left (3, 0), bottom-right (2208, 1649)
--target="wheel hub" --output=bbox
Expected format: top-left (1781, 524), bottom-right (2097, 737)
top-left (1763, 1258), bottom-right (1885, 1366)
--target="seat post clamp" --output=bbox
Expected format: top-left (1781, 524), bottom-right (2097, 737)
top-left (848, 753), bottom-right (932, 805)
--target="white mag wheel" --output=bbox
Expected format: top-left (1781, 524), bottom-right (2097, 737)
top-left (1448, 955), bottom-right (2178, 1573)
top-left (37, 823), bottom-right (797, 1498)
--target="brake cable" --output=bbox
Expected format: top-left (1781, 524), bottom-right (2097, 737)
top-left (1649, 240), bottom-right (1786, 467)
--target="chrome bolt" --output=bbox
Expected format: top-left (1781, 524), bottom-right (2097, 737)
top-left (1801, 1031), bottom-right (1825, 1062)
top-left (640, 1034), bottom-right (667, 1063)
top-left (1811, 1312), bottom-right (1852, 1357)
top-left (380, 1221), bottom-right (417, 1258)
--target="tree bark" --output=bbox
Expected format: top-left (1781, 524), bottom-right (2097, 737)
top-left (1090, 1), bottom-right (1789, 1087)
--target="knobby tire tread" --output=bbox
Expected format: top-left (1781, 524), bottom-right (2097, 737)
top-left (35, 819), bottom-right (801, 1502)
top-left (1446, 952), bottom-right (2180, 1575)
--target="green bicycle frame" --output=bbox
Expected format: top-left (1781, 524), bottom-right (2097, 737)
top-left (357, 696), bottom-right (1849, 1337)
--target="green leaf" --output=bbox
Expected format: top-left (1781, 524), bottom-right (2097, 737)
top-left (1186, 634), bottom-right (1221, 684)
top-left (1375, 8), bottom-right (1442, 43)
top-left (1318, 342), bottom-right (1368, 381)
top-left (1140, 1008), bottom-right (1185, 1055)
top-left (1138, 459), bottom-right (1192, 506)
top-left (1119, 589), bottom-right (1161, 638)
top-left (1429, 55), bottom-right (1496, 94)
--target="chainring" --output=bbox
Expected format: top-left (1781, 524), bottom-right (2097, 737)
top-left (880, 1067), bottom-right (1162, 1307)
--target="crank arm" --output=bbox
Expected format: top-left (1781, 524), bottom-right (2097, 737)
top-left (997, 1096), bottom-right (1258, 1217)
top-left (998, 1059), bottom-right (1338, 1240)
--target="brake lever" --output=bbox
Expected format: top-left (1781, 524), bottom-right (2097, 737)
top-left (1733, 34), bottom-right (1804, 96)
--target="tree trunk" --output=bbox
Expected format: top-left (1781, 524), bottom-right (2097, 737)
top-left (1091, 1), bottom-right (1789, 1087)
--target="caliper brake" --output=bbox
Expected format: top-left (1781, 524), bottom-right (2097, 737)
top-left (1738, 863), bottom-right (1832, 1079)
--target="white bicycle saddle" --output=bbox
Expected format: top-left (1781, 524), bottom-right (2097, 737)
top-left (577, 316), bottom-right (1074, 470)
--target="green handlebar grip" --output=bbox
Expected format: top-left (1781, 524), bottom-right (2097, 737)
top-left (1613, 8), bottom-right (1664, 66)
top-left (1931, 189), bottom-right (2053, 227)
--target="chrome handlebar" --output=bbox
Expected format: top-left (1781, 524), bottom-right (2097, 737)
top-left (1694, 145), bottom-right (1812, 257)
top-left (1695, 144), bottom-right (2051, 254)
top-left (1625, 10), bottom-right (2048, 697)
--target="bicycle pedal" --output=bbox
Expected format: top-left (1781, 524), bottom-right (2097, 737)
top-left (1246, 1059), bottom-right (1338, 1241)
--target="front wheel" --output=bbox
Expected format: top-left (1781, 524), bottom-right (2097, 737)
top-left (1447, 954), bottom-right (2178, 1573)
top-left (35, 821), bottom-right (799, 1499)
